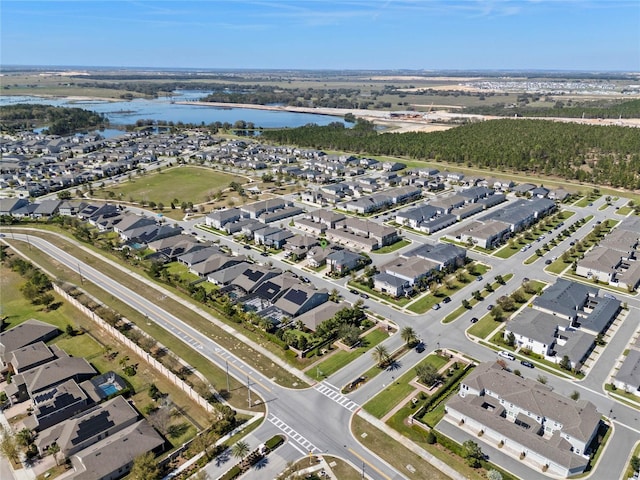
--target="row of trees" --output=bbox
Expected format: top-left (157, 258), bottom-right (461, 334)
top-left (0, 104), bottom-right (108, 134)
top-left (261, 119), bottom-right (640, 190)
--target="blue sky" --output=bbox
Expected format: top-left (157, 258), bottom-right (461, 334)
top-left (2, 1), bottom-right (639, 71)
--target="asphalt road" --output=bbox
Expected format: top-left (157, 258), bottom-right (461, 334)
top-left (4, 193), bottom-right (640, 479)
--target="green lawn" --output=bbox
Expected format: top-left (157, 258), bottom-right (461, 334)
top-left (310, 328), bottom-right (390, 381)
top-left (617, 206), bottom-right (633, 216)
top-left (165, 262), bottom-right (201, 283)
top-left (575, 194), bottom-right (602, 208)
top-left (347, 281), bottom-right (412, 307)
top-left (371, 238), bottom-right (411, 254)
top-left (363, 354), bottom-right (448, 419)
top-left (467, 313), bottom-right (503, 339)
top-left (102, 166), bottom-right (247, 206)
top-left (598, 203), bottom-right (610, 211)
top-left (546, 258), bottom-right (570, 274)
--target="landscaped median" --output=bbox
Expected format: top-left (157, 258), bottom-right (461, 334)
top-left (306, 327), bottom-right (391, 381)
top-left (442, 273), bottom-right (513, 324)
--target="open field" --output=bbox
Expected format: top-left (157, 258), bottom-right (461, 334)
top-left (102, 166), bottom-right (247, 207)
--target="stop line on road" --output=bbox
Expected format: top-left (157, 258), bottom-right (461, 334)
top-left (314, 381), bottom-right (360, 412)
top-left (267, 413), bottom-right (320, 455)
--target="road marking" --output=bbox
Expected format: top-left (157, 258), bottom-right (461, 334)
top-left (314, 382), bottom-right (360, 412)
top-left (348, 448), bottom-right (392, 480)
top-left (267, 413), bottom-right (319, 455)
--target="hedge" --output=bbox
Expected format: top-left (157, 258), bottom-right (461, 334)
top-left (220, 465), bottom-right (241, 480)
top-left (265, 435), bottom-right (284, 450)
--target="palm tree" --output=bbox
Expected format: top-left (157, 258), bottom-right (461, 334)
top-left (47, 443), bottom-right (61, 466)
top-left (329, 288), bottom-right (341, 303)
top-left (401, 327), bottom-right (417, 347)
top-left (372, 345), bottom-right (390, 368)
top-left (232, 440), bottom-right (251, 467)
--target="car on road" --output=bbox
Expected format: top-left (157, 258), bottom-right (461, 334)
top-left (470, 317), bottom-right (478, 323)
top-left (545, 259), bottom-right (552, 265)
top-left (520, 360), bottom-right (535, 368)
top-left (432, 303), bottom-right (441, 310)
top-left (596, 220), bottom-right (602, 225)
top-left (498, 351), bottom-right (516, 361)
top-left (476, 275), bottom-right (483, 282)
top-left (260, 252), bottom-right (269, 257)
top-left (570, 241), bottom-right (576, 246)
top-left (302, 277), bottom-right (311, 283)
top-left (603, 293), bottom-right (617, 300)
top-left (487, 304), bottom-right (494, 310)
top-left (415, 342), bottom-right (425, 353)
top-left (443, 296), bottom-right (451, 304)
top-left (349, 289), bottom-right (359, 295)
top-left (243, 245), bottom-right (252, 250)
top-left (588, 203), bottom-right (593, 206)
top-left (360, 293), bottom-right (369, 299)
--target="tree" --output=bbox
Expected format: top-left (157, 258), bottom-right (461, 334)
top-left (462, 299), bottom-right (471, 309)
top-left (372, 345), bottom-right (390, 368)
top-left (47, 442), bottom-right (61, 466)
top-left (0, 426), bottom-right (20, 465)
top-left (537, 375), bottom-right (548, 384)
top-left (505, 332), bottom-right (516, 347)
top-left (329, 288), bottom-right (341, 302)
top-left (487, 469), bottom-right (503, 480)
top-left (559, 355), bottom-right (572, 371)
top-left (231, 440), bottom-right (251, 466)
top-left (401, 326), bottom-right (418, 347)
top-left (462, 440), bottom-right (484, 468)
top-left (495, 274), bottom-right (505, 285)
top-left (490, 305), bottom-right (504, 321)
top-left (570, 391), bottom-right (580, 401)
top-left (631, 456), bottom-right (640, 473)
top-left (415, 364), bottom-right (442, 387)
top-left (130, 451), bottom-right (160, 480)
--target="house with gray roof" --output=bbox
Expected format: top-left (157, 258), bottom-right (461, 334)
top-left (190, 253), bottom-right (247, 277)
top-left (295, 303), bottom-right (345, 332)
top-left (67, 419), bottom-right (165, 480)
top-left (36, 395), bottom-right (140, 457)
top-left (395, 204), bottom-right (439, 229)
top-left (177, 245), bottom-right (223, 267)
top-left (205, 207), bottom-right (242, 230)
top-left (241, 198), bottom-right (288, 219)
top-left (420, 213), bottom-right (458, 234)
top-left (504, 309), bottom-right (570, 357)
top-left (613, 349), bottom-right (640, 394)
top-left (6, 341), bottom-right (58, 374)
top-left (447, 220), bottom-right (512, 249)
top-left (0, 319), bottom-right (61, 368)
top-left (33, 199), bottom-right (61, 218)
top-left (373, 272), bottom-right (410, 298)
top-left (379, 257), bottom-right (439, 287)
top-left (446, 362), bottom-right (601, 477)
top-left (231, 265), bottom-right (282, 294)
top-left (273, 285), bottom-right (329, 318)
top-left (404, 242), bottom-right (467, 271)
top-left (24, 379), bottom-right (92, 432)
top-left (0, 198), bottom-right (29, 215)
top-left (326, 250), bottom-right (367, 275)
top-left (207, 261), bottom-right (252, 286)
top-left (533, 279), bottom-right (620, 335)
top-left (6, 356), bottom-right (96, 404)
top-left (258, 206), bottom-right (304, 224)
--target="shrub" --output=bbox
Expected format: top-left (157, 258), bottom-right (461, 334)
top-left (220, 465), bottom-right (241, 480)
top-left (265, 435), bottom-right (284, 450)
top-left (426, 430), bottom-right (436, 444)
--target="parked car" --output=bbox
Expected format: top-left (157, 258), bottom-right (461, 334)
top-left (260, 252), bottom-right (269, 257)
top-left (487, 304), bottom-right (494, 311)
top-left (498, 351), bottom-right (516, 361)
top-left (243, 245), bottom-right (252, 250)
top-left (415, 342), bottom-right (425, 353)
top-left (570, 241), bottom-right (576, 246)
top-left (603, 293), bottom-right (618, 300)
top-left (443, 296), bottom-right (451, 304)
top-left (349, 289), bottom-right (359, 295)
top-left (432, 303), bottom-right (441, 311)
top-left (470, 317), bottom-right (478, 323)
top-left (520, 360), bottom-right (535, 368)
top-left (476, 275), bottom-right (483, 282)
top-left (360, 293), bottom-right (369, 299)
top-left (545, 259), bottom-right (552, 265)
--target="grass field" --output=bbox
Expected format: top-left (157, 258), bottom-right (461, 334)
top-left (102, 166), bottom-right (247, 206)
top-left (371, 238), bottom-right (411, 254)
top-left (617, 206), bottom-right (633, 216)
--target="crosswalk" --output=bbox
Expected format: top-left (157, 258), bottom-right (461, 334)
top-left (267, 413), bottom-right (320, 455)
top-left (314, 381), bottom-right (360, 412)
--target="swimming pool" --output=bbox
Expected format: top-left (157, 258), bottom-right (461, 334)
top-left (99, 383), bottom-right (119, 396)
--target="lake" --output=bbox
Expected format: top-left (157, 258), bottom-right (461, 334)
top-left (0, 90), bottom-right (346, 129)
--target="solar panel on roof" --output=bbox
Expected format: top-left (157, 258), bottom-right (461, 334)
top-left (284, 289), bottom-right (308, 305)
top-left (72, 411), bottom-right (115, 445)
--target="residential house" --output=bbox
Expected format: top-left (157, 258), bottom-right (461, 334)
top-left (207, 261), bottom-right (252, 286)
top-left (404, 242), bottom-right (467, 271)
top-left (373, 272), bottom-right (410, 298)
top-left (205, 208), bottom-right (242, 230)
top-left (67, 419), bottom-right (165, 480)
top-left (241, 198), bottom-right (288, 219)
top-left (273, 285), bottom-right (329, 318)
top-left (231, 265), bottom-right (282, 294)
top-left (0, 319), bottom-right (61, 369)
top-left (295, 303), bottom-right (344, 332)
top-left (190, 253), bottom-right (247, 277)
top-left (447, 220), bottom-right (512, 249)
top-left (446, 362), bottom-right (601, 477)
top-left (177, 246), bottom-right (222, 268)
top-left (326, 250), bottom-right (366, 275)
